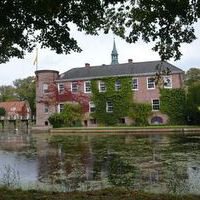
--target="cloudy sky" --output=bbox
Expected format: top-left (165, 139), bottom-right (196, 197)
top-left (0, 22), bottom-right (200, 86)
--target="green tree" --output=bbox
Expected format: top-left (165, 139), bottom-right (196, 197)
top-left (185, 68), bottom-right (200, 86)
top-left (0, 86), bottom-right (16, 102)
top-left (0, 0), bottom-right (200, 63)
top-left (61, 103), bottom-right (83, 127)
top-left (48, 103), bottom-right (83, 128)
top-left (0, 107), bottom-right (6, 116)
top-left (187, 82), bottom-right (200, 125)
top-left (13, 76), bottom-right (36, 116)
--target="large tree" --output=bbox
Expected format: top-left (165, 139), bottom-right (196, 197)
top-left (13, 76), bottom-right (36, 116)
top-left (185, 67), bottom-right (200, 86)
top-left (0, 0), bottom-right (200, 63)
top-left (0, 85), bottom-right (16, 102)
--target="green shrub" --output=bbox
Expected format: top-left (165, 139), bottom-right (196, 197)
top-left (0, 107), bottom-right (6, 116)
top-left (48, 113), bottom-right (64, 128)
top-left (129, 103), bottom-right (152, 126)
top-left (48, 103), bottom-right (83, 128)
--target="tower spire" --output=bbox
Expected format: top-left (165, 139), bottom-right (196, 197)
top-left (111, 38), bottom-right (119, 65)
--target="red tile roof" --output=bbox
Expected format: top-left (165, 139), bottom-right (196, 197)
top-left (0, 101), bottom-right (30, 116)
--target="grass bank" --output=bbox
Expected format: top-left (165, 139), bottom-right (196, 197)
top-left (0, 188), bottom-right (200, 200)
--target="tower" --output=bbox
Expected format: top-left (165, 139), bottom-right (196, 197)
top-left (35, 70), bottom-right (59, 126)
top-left (111, 39), bottom-right (119, 65)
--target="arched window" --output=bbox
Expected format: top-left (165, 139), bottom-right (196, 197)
top-left (151, 116), bottom-right (163, 124)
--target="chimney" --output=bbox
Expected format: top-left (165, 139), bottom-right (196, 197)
top-left (85, 63), bottom-right (90, 67)
top-left (128, 59), bottom-right (133, 63)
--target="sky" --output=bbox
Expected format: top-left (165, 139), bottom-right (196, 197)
top-left (0, 22), bottom-right (200, 86)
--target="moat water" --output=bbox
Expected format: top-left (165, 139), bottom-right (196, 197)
top-left (0, 130), bottom-right (200, 194)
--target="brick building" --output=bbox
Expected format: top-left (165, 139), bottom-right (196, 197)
top-left (35, 41), bottom-right (184, 127)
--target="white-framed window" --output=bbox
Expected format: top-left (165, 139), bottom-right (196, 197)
top-left (132, 78), bottom-right (138, 90)
top-left (44, 104), bottom-right (49, 113)
top-left (115, 80), bottom-right (121, 91)
top-left (58, 103), bottom-right (64, 113)
top-left (163, 76), bottom-right (172, 88)
top-left (89, 101), bottom-right (96, 113)
top-left (58, 83), bottom-right (65, 93)
top-left (71, 81), bottom-right (78, 92)
top-left (152, 99), bottom-right (160, 111)
top-left (43, 83), bottom-right (49, 93)
top-left (106, 101), bottom-right (113, 113)
top-left (99, 81), bottom-right (106, 92)
top-left (147, 77), bottom-right (155, 89)
top-left (84, 81), bottom-right (91, 93)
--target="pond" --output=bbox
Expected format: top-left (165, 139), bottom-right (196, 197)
top-left (0, 131), bottom-right (200, 194)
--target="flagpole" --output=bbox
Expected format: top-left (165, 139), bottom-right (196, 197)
top-left (33, 47), bottom-right (38, 70)
top-left (36, 47), bottom-right (38, 71)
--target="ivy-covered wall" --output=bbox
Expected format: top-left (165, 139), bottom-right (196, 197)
top-left (91, 77), bottom-right (133, 125)
top-left (160, 88), bottom-right (187, 125)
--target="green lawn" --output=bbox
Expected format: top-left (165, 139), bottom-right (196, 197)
top-left (0, 188), bottom-right (200, 200)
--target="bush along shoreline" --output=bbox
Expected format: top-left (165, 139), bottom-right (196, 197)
top-left (0, 187), bottom-right (200, 200)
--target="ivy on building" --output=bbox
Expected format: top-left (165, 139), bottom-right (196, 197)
top-left (160, 88), bottom-right (187, 125)
top-left (128, 103), bottom-right (152, 126)
top-left (91, 77), bottom-right (133, 126)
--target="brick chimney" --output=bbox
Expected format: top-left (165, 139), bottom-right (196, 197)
top-left (128, 59), bottom-right (133, 63)
top-left (85, 63), bottom-right (90, 67)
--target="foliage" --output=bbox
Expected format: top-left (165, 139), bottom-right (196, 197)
top-left (0, 107), bottom-right (6, 116)
top-left (1, 1), bottom-right (200, 63)
top-left (129, 103), bottom-right (152, 126)
top-left (1, 187), bottom-right (200, 200)
top-left (48, 103), bottom-right (83, 128)
top-left (105, 0), bottom-right (199, 61)
top-left (185, 68), bottom-right (200, 86)
top-left (91, 77), bottom-right (132, 126)
top-left (186, 82), bottom-right (200, 125)
top-left (48, 113), bottom-right (64, 128)
top-left (160, 89), bottom-right (187, 125)
top-left (13, 76), bottom-right (36, 116)
top-left (61, 103), bottom-right (83, 127)
top-left (0, 85), bottom-right (16, 102)
top-left (0, 108), bottom-right (6, 116)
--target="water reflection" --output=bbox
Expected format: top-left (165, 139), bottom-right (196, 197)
top-left (0, 131), bottom-right (200, 194)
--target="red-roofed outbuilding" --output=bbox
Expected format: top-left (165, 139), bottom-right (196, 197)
top-left (0, 101), bottom-right (31, 120)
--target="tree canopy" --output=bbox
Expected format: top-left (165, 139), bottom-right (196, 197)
top-left (0, 76), bottom-right (36, 116)
top-left (0, 0), bottom-right (200, 63)
top-left (185, 67), bottom-right (200, 86)
top-left (13, 76), bottom-right (36, 116)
